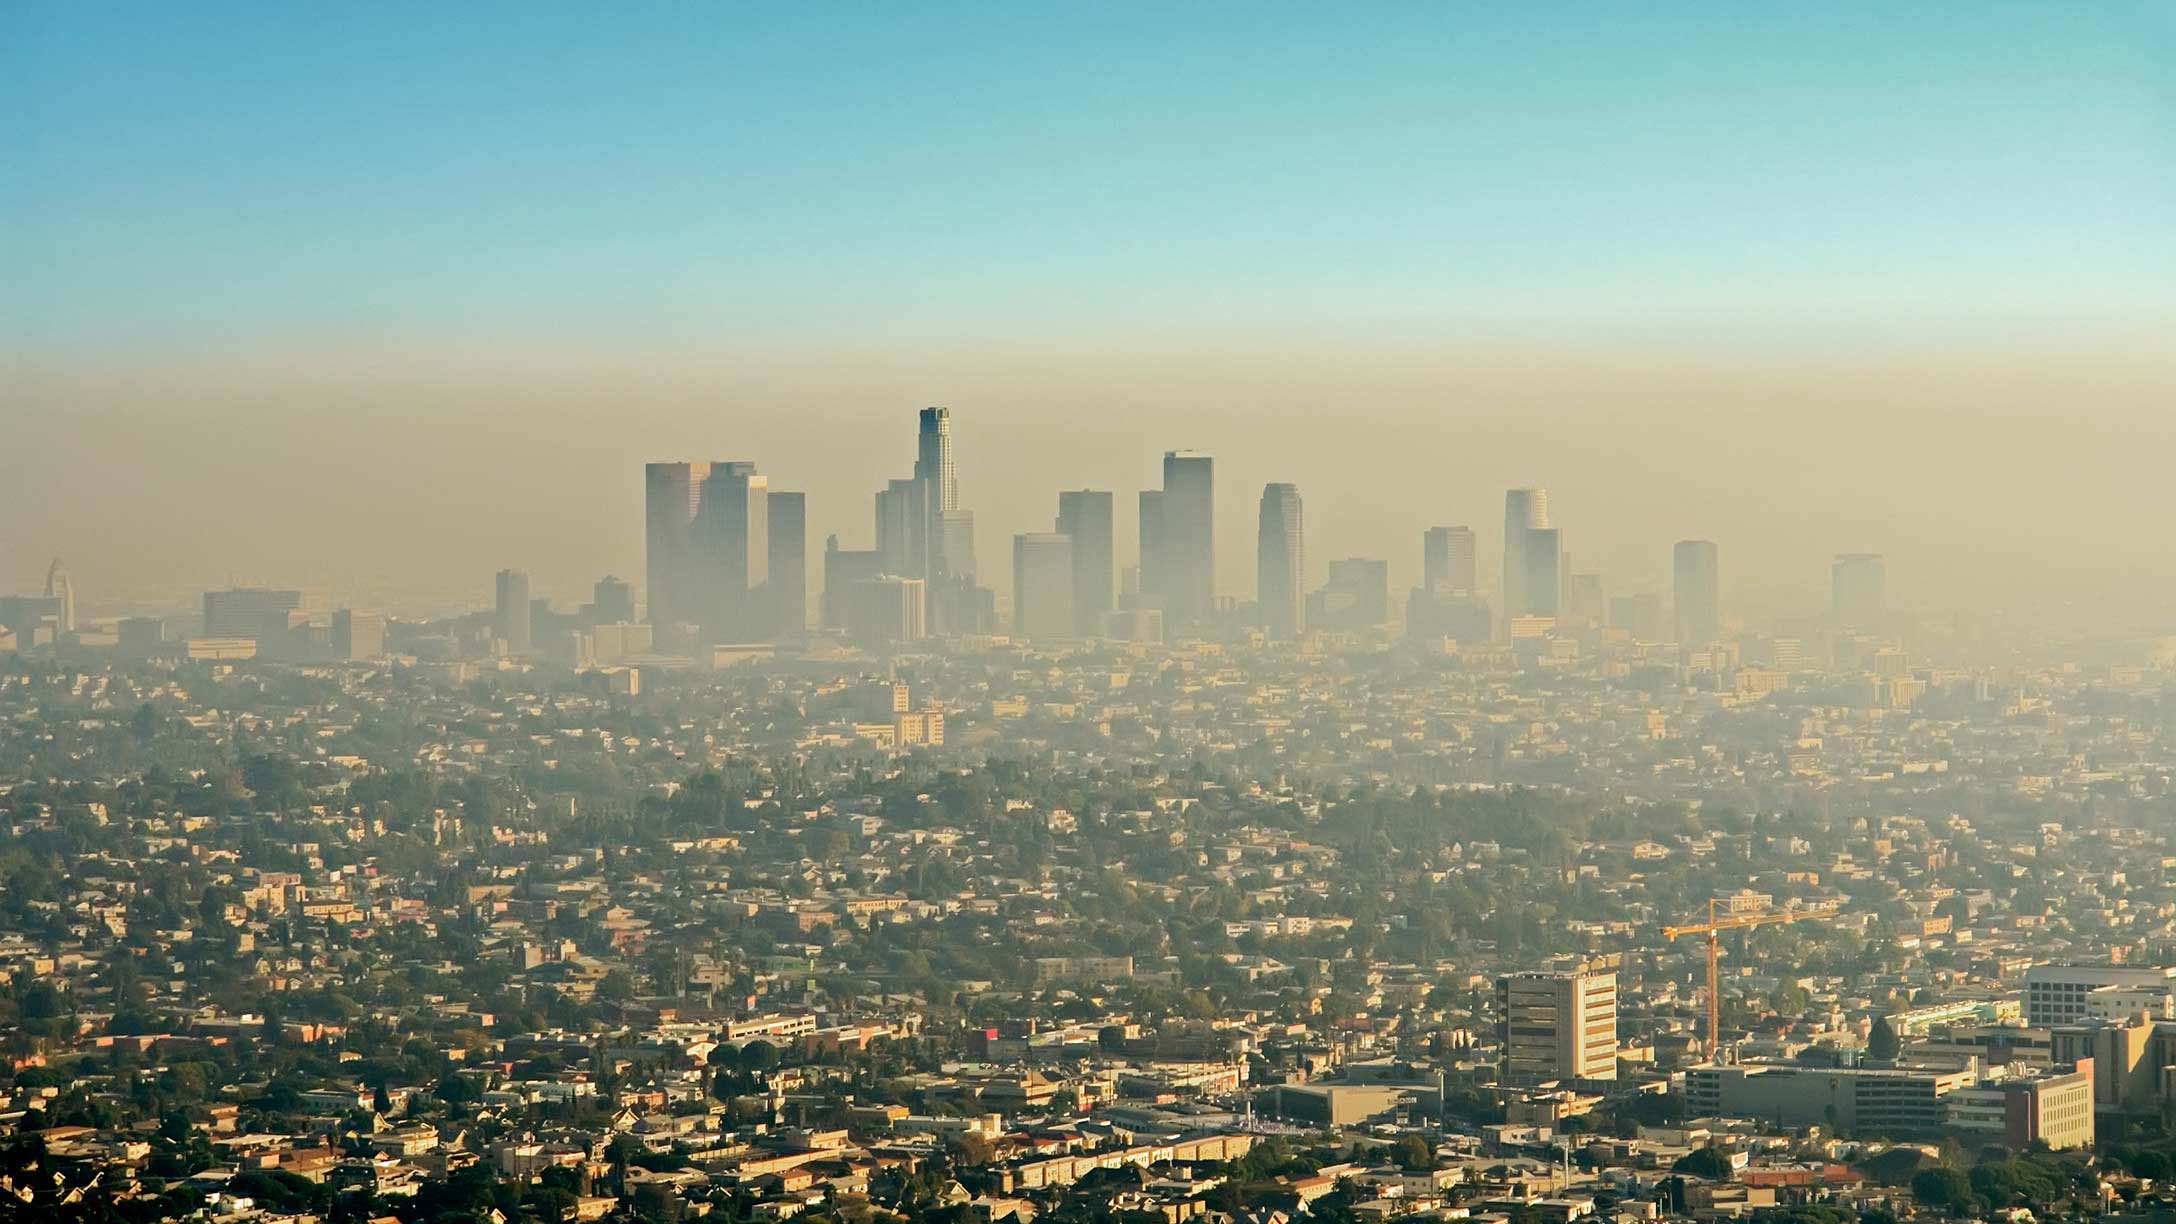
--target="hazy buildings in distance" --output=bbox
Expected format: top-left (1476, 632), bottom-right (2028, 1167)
top-left (767, 490), bottom-right (807, 638)
top-left (1421, 526), bottom-right (1477, 596)
top-left (583, 575), bottom-right (636, 626)
top-left (1143, 450), bottom-right (1214, 633)
top-left (844, 575), bottom-right (926, 647)
top-left (1310, 557), bottom-right (1390, 633)
top-left (822, 537), bottom-right (883, 631)
top-left (1523, 526), bottom-right (1563, 622)
top-left (643, 461), bottom-right (710, 633)
top-left (1055, 490), bottom-right (1114, 638)
top-left (44, 559), bottom-right (75, 633)
top-left (1502, 488), bottom-right (1552, 631)
top-left (1613, 591), bottom-right (1666, 642)
top-left (871, 408), bottom-right (991, 636)
top-left (1256, 482), bottom-right (1304, 640)
top-left (203, 587), bottom-right (304, 641)
top-left (645, 458), bottom-right (805, 645)
top-left (0, 561), bottom-right (74, 650)
top-left (332, 608), bottom-right (384, 660)
top-left (1012, 532), bottom-right (1075, 639)
top-left (1834, 552), bottom-right (1887, 629)
top-left (697, 461), bottom-right (767, 643)
top-left (615, 413), bottom-right (1913, 661)
top-left (494, 568), bottom-right (532, 654)
top-left (1673, 539), bottom-right (1720, 646)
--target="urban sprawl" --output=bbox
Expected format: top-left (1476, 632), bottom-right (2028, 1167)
top-left (4, 409), bottom-right (2176, 1224)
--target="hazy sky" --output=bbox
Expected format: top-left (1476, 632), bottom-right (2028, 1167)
top-left (8, 5), bottom-right (2176, 631)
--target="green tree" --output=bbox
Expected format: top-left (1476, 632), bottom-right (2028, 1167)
top-left (1910, 1166), bottom-right (1976, 1215)
top-left (1866, 1015), bottom-right (1900, 1061)
top-left (1673, 1146), bottom-right (1733, 1180)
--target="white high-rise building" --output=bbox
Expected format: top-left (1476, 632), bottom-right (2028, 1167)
top-left (1497, 967), bottom-right (1617, 1082)
top-left (2025, 965), bottom-right (2176, 1027)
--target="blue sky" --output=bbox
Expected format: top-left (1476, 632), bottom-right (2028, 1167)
top-left (10, 3), bottom-right (2176, 351)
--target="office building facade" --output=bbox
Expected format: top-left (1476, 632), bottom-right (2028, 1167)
top-left (1497, 968), bottom-right (1618, 1083)
top-left (2025, 965), bottom-right (2176, 1027)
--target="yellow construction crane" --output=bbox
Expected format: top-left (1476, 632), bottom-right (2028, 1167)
top-left (1663, 898), bottom-right (1839, 1060)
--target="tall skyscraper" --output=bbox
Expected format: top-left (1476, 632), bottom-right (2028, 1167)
top-left (1149, 451), bottom-right (1215, 632)
top-left (1422, 526), bottom-right (1477, 595)
top-left (1056, 490), bottom-right (1114, 637)
top-left (863, 407), bottom-right (992, 635)
top-left (915, 407), bottom-right (958, 518)
top-left (767, 491), bottom-right (807, 638)
top-left (919, 404), bottom-right (967, 587)
top-left (44, 559), bottom-right (74, 633)
top-left (1833, 552), bottom-right (1886, 629)
top-left (644, 461), bottom-right (710, 628)
top-left (1256, 482), bottom-right (1304, 640)
top-left (1673, 539), bottom-right (1721, 645)
top-left (1012, 532), bottom-right (1075, 639)
top-left (1502, 488), bottom-right (1551, 631)
top-left (1136, 490), bottom-right (1165, 611)
top-left (1522, 526), bottom-right (1562, 619)
top-left (697, 462), bottom-right (768, 642)
top-left (495, 569), bottom-right (532, 653)
top-left (1496, 968), bottom-right (1619, 1083)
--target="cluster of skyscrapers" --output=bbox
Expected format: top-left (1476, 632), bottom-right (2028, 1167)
top-left (642, 460), bottom-right (807, 649)
top-left (625, 406), bottom-right (1897, 655)
top-left (0, 406), bottom-right (1898, 661)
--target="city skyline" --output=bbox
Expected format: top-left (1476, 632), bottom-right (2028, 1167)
top-left (3, 391), bottom-right (2161, 643)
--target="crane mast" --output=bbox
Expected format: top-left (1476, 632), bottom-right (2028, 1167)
top-left (1662, 898), bottom-right (1838, 1062)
